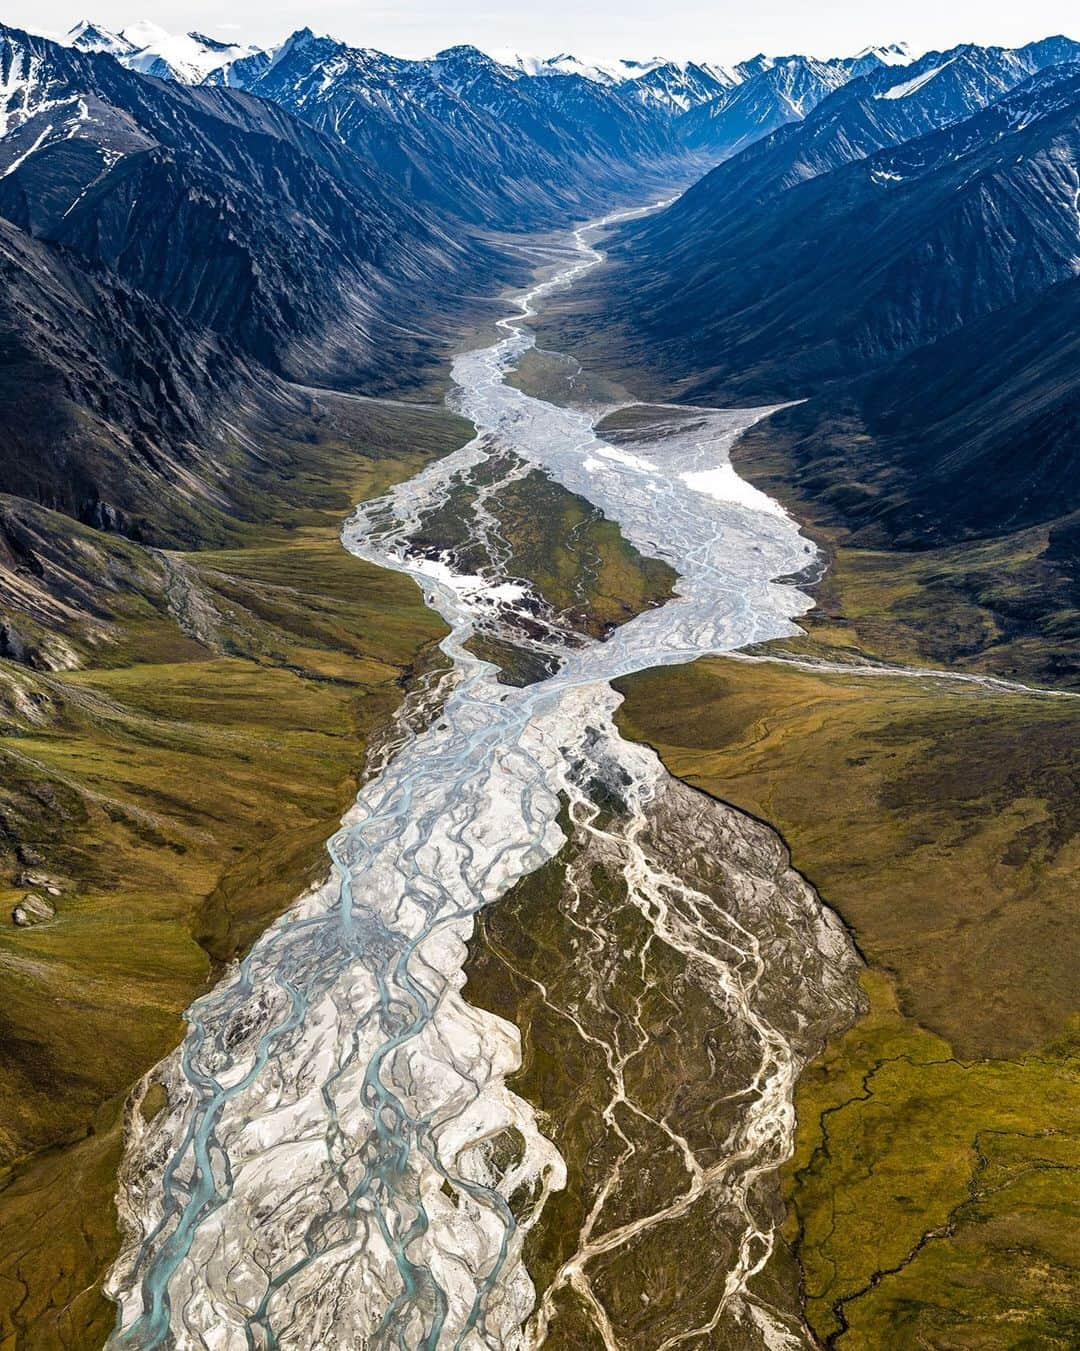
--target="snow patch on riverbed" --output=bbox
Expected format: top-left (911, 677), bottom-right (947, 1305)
top-left (682, 462), bottom-right (791, 518)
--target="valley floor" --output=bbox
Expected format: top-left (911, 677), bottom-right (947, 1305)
top-left (615, 658), bottom-right (1078, 1346)
top-left (1, 214), bottom-right (1076, 1349)
top-left (514, 294), bottom-right (1080, 1345)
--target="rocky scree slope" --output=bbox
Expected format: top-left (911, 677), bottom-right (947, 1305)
top-left (0, 25), bottom-right (491, 384)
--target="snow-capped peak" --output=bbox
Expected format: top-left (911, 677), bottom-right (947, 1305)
top-left (489, 49), bottom-right (736, 110)
top-left (493, 51), bottom-right (653, 84)
top-left (855, 42), bottom-right (912, 66)
top-left (266, 27), bottom-right (325, 68)
top-left (63, 19), bottom-right (265, 84)
top-left (66, 19), bottom-right (137, 57)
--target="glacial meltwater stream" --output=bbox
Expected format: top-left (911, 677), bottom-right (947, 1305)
top-left (106, 205), bottom-right (863, 1349)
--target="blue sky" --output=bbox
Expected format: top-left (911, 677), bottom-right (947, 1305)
top-left (16, 0), bottom-right (1080, 62)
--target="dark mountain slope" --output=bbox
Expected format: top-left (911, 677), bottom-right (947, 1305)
top-left (0, 26), bottom-right (513, 610)
top-left (0, 26), bottom-right (536, 606)
top-left (668, 39), bottom-right (1028, 162)
top-left (619, 60), bottom-right (732, 114)
top-left (240, 33), bottom-right (689, 229)
top-left (0, 24), bottom-right (496, 387)
top-left (0, 216), bottom-right (270, 543)
top-left (568, 65), bottom-right (1080, 405)
top-left (739, 272), bottom-right (1080, 548)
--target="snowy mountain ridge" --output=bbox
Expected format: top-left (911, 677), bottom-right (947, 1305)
top-left (59, 20), bottom-right (917, 113)
top-left (66, 18), bottom-right (265, 83)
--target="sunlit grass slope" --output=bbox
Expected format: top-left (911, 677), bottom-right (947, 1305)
top-left (615, 657), bottom-right (1079, 1347)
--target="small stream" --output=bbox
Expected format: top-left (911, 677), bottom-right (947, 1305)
top-left (105, 203), bottom-right (860, 1349)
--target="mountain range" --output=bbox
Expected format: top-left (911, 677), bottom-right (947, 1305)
top-left (67, 18), bottom-right (265, 82)
top-left (0, 27), bottom-right (488, 372)
top-left (57, 21), bottom-right (924, 177)
top-left (0, 21), bottom-right (518, 578)
top-left (1, 20), bottom-right (1077, 606)
top-left (0, 18), bottom-right (940, 566)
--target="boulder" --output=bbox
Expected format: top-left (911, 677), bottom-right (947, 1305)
top-left (12, 893), bottom-right (55, 926)
top-left (13, 870), bottom-right (64, 896)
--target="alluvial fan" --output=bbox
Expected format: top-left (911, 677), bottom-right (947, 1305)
top-left (105, 204), bottom-right (862, 1349)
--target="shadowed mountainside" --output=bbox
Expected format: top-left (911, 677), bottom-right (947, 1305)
top-left (0, 24), bottom-right (500, 388)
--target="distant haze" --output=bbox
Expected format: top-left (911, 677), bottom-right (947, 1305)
top-left (11, 0), bottom-right (1080, 64)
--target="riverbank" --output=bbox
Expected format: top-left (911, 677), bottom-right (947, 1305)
top-left (534, 289), bottom-right (1078, 697)
top-left (0, 393), bottom-right (469, 1349)
top-left (525, 210), bottom-right (1079, 1343)
top-left (101, 204), bottom-right (853, 1348)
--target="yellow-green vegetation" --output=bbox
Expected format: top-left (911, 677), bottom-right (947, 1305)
top-left (0, 395), bottom-right (467, 1350)
top-left (504, 346), bottom-right (635, 407)
top-left (539, 306), bottom-right (1078, 690)
top-left (491, 469), bottom-right (676, 638)
top-left (783, 522), bottom-right (1076, 692)
top-left (615, 660), bottom-right (1078, 1057)
top-left (539, 276), bottom-right (1079, 1342)
top-left (787, 973), bottom-right (1079, 1348)
top-left (614, 657), bottom-right (1079, 1346)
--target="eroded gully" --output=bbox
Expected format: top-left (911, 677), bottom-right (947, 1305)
top-left (104, 203), bottom-right (863, 1349)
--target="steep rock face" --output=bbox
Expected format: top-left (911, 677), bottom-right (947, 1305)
top-left (629, 39), bottom-right (1080, 250)
top-left (0, 215), bottom-right (277, 544)
top-left (754, 273), bottom-right (1080, 547)
top-left (430, 44), bottom-right (675, 165)
top-left (616, 59), bottom-right (735, 113)
top-left (0, 27), bottom-right (506, 557)
top-left (0, 24), bottom-right (490, 385)
top-left (66, 19), bottom-right (138, 58)
top-left (45, 25), bottom-right (919, 195)
top-left (519, 52), bottom-right (738, 108)
top-left (715, 36), bottom-right (1080, 200)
